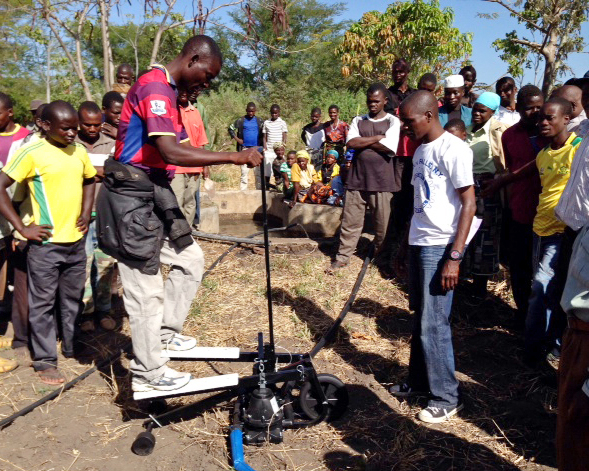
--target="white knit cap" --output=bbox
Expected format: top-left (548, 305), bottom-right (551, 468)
top-left (444, 75), bottom-right (465, 88)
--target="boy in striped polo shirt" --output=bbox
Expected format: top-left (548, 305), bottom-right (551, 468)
top-left (0, 101), bottom-right (96, 385)
top-left (262, 104), bottom-right (287, 188)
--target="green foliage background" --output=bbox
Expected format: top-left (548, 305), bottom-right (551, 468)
top-left (1, 0), bottom-right (471, 147)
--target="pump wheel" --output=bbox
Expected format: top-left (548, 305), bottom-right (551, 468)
top-left (298, 374), bottom-right (349, 422)
top-left (131, 431), bottom-right (156, 456)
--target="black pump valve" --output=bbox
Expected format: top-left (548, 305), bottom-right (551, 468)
top-left (242, 387), bottom-right (284, 445)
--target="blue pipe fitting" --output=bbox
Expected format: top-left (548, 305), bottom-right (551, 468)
top-left (230, 427), bottom-right (257, 471)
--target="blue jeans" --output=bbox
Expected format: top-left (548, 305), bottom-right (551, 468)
top-left (407, 244), bottom-right (459, 408)
top-left (525, 233), bottom-right (564, 359)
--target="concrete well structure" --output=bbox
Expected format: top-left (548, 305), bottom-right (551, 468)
top-left (203, 190), bottom-right (343, 237)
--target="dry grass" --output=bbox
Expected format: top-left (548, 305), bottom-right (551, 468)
top-left (156, 240), bottom-right (557, 470)
top-left (0, 239), bottom-right (558, 471)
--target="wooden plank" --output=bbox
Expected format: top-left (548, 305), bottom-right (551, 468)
top-left (133, 373), bottom-right (239, 401)
top-left (160, 347), bottom-right (240, 359)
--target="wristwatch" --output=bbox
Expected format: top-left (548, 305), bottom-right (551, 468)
top-left (449, 250), bottom-right (463, 261)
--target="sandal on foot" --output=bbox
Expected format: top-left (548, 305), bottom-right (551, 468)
top-left (37, 367), bottom-right (66, 385)
top-left (325, 260), bottom-right (347, 275)
top-left (0, 357), bottom-right (18, 374)
top-left (99, 315), bottom-right (116, 331)
top-left (0, 337), bottom-right (13, 349)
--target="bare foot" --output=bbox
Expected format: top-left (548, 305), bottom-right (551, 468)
top-left (37, 367), bottom-right (66, 385)
top-left (79, 319), bottom-right (95, 333)
top-left (99, 315), bottom-right (116, 331)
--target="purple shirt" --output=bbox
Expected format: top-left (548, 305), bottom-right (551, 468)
top-left (502, 123), bottom-right (548, 225)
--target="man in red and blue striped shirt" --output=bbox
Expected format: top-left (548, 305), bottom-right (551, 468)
top-left (104, 35), bottom-right (262, 393)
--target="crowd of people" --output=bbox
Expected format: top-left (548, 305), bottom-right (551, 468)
top-left (0, 33), bottom-right (587, 469)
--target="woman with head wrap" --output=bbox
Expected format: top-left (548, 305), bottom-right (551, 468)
top-left (308, 149), bottom-right (341, 204)
top-left (271, 142), bottom-right (287, 189)
top-left (318, 150), bottom-right (341, 185)
top-left (323, 105), bottom-right (349, 165)
top-left (289, 150), bottom-right (319, 205)
top-left (465, 91), bottom-right (510, 301)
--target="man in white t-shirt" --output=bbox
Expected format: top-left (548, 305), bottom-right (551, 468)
top-left (391, 90), bottom-right (476, 424)
top-left (495, 77), bottom-right (521, 126)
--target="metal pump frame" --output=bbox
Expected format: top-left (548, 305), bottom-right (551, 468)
top-left (136, 156), bottom-right (372, 452)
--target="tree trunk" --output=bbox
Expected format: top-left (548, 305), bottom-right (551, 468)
top-left (98, 0), bottom-right (114, 90)
top-left (46, 38), bottom-right (52, 102)
top-left (541, 31), bottom-right (558, 96)
top-left (44, 12), bottom-right (93, 100)
top-left (150, 0), bottom-right (177, 64)
top-left (75, 4), bottom-right (92, 100)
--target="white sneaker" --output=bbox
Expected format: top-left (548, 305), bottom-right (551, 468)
top-left (132, 367), bottom-right (192, 392)
top-left (162, 333), bottom-right (197, 351)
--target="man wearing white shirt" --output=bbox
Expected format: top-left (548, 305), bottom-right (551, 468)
top-left (495, 77), bottom-right (521, 126)
top-left (555, 79), bottom-right (589, 233)
top-left (328, 83), bottom-right (401, 272)
top-left (554, 76), bottom-right (589, 471)
top-left (75, 101), bottom-right (117, 333)
top-left (391, 91), bottom-right (476, 423)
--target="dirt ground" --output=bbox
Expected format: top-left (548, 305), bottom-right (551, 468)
top-left (0, 236), bottom-right (559, 471)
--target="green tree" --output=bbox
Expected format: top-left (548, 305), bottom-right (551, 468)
top-left (337, 0), bottom-right (473, 87)
top-left (227, 0), bottom-right (349, 86)
top-left (83, 19), bottom-right (193, 81)
top-left (485, 0), bottom-right (589, 95)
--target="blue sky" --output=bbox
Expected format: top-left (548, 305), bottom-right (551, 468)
top-left (128, 0), bottom-right (588, 87)
top-left (335, 0), bottom-right (588, 87)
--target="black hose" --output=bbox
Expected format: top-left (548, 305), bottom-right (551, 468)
top-left (0, 223), bottom-right (302, 430)
top-left (309, 245), bottom-right (374, 358)
top-left (0, 349), bottom-right (124, 429)
top-left (192, 232), bottom-right (266, 246)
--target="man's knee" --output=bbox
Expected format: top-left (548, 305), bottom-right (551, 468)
top-left (174, 242), bottom-right (205, 279)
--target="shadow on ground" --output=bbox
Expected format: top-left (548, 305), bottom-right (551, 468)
top-left (272, 285), bottom-right (557, 470)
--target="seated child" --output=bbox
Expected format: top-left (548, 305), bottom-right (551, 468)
top-left (318, 150), bottom-right (340, 185)
top-left (271, 142), bottom-right (286, 189)
top-left (289, 150), bottom-right (318, 206)
top-left (309, 150), bottom-right (341, 204)
top-left (444, 118), bottom-right (467, 141)
top-left (328, 158), bottom-right (351, 207)
top-left (280, 150), bottom-right (297, 200)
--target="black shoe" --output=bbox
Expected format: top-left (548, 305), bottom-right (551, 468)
top-left (389, 383), bottom-right (428, 398)
top-left (417, 402), bottom-right (463, 423)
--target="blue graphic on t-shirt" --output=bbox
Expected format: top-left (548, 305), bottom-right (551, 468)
top-left (413, 158), bottom-right (443, 214)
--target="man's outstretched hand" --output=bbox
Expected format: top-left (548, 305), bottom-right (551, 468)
top-left (235, 148), bottom-right (263, 168)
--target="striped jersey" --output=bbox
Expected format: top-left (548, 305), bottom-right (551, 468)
top-left (263, 118), bottom-right (288, 147)
top-left (0, 124), bottom-right (30, 165)
top-left (3, 139), bottom-right (96, 243)
top-left (114, 64), bottom-right (188, 175)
